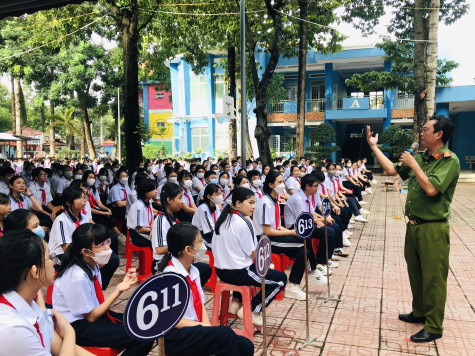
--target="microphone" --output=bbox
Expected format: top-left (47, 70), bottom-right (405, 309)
top-left (398, 142), bottom-right (419, 166)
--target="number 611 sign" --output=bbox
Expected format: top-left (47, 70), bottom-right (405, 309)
top-left (124, 272), bottom-right (189, 341)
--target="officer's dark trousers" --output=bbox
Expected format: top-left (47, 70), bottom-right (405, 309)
top-left (269, 235), bottom-right (316, 285)
top-left (342, 181), bottom-right (363, 201)
top-left (404, 221), bottom-right (450, 335)
top-left (165, 325), bottom-right (254, 356)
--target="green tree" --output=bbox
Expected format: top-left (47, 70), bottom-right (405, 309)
top-left (305, 122), bottom-right (340, 161)
top-left (47, 108), bottom-right (82, 151)
top-left (0, 84), bottom-right (12, 132)
top-left (378, 124), bottom-right (413, 162)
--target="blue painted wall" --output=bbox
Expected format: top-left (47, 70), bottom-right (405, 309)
top-left (452, 112), bottom-right (475, 170)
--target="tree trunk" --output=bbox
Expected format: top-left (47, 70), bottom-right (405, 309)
top-left (227, 39), bottom-right (238, 160)
top-left (413, 0), bottom-right (428, 145)
top-left (80, 121), bottom-right (86, 159)
top-left (40, 104), bottom-right (45, 132)
top-left (11, 75), bottom-right (16, 135)
top-left (14, 78), bottom-right (23, 158)
top-left (425, 0), bottom-right (440, 120)
top-left (236, 78), bottom-right (253, 160)
top-left (49, 104), bottom-right (56, 157)
top-left (296, 0), bottom-right (308, 159)
top-left (79, 98), bottom-right (96, 159)
top-left (19, 83), bottom-right (27, 126)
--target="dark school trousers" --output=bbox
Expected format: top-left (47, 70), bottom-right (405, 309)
top-left (345, 196), bottom-right (362, 216)
top-left (342, 181), bottom-right (363, 201)
top-left (71, 311), bottom-right (153, 356)
top-left (311, 225), bottom-right (337, 265)
top-left (129, 229), bottom-right (152, 247)
top-left (92, 211), bottom-right (117, 230)
top-left (329, 218), bottom-right (343, 248)
top-left (35, 210), bottom-right (53, 229)
top-left (109, 204), bottom-right (126, 220)
top-left (100, 252), bottom-right (120, 290)
top-left (216, 264), bottom-right (287, 313)
top-left (358, 177), bottom-right (371, 189)
top-left (269, 235), bottom-right (316, 285)
top-left (366, 171), bottom-right (374, 180)
top-left (165, 325), bottom-right (254, 356)
top-left (336, 206), bottom-right (352, 231)
top-left (404, 221), bottom-right (450, 335)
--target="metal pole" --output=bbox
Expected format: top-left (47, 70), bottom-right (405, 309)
top-left (317, 220), bottom-right (341, 303)
top-left (240, 0), bottom-right (246, 162)
top-left (117, 88), bottom-right (121, 163)
top-left (261, 278), bottom-right (267, 356)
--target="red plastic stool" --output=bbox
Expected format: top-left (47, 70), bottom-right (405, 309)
top-left (126, 239), bottom-right (153, 283)
top-left (211, 281), bottom-right (259, 342)
top-left (271, 253), bottom-right (289, 300)
top-left (123, 229), bottom-right (130, 258)
top-left (114, 217), bottom-right (125, 233)
top-left (204, 250), bottom-right (217, 293)
top-left (81, 347), bottom-right (123, 356)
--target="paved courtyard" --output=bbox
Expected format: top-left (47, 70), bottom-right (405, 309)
top-left (108, 176), bottom-right (475, 355)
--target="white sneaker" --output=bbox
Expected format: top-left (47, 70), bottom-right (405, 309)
top-left (118, 233), bottom-right (127, 245)
top-left (372, 179), bottom-right (378, 184)
top-left (359, 201), bottom-right (367, 205)
top-left (331, 254), bottom-right (340, 261)
top-left (360, 208), bottom-right (370, 215)
top-left (334, 248), bottom-right (349, 257)
top-left (228, 300), bottom-right (241, 315)
top-left (343, 236), bottom-right (351, 247)
top-left (344, 230), bottom-right (353, 236)
top-left (316, 264), bottom-right (332, 276)
top-left (367, 188), bottom-right (373, 194)
top-left (328, 260), bottom-right (339, 268)
top-left (309, 269), bottom-right (328, 285)
top-left (269, 263), bottom-right (275, 270)
top-left (355, 215), bottom-right (368, 223)
top-left (284, 283), bottom-right (306, 301)
top-left (347, 224), bottom-right (354, 229)
top-left (237, 307), bottom-right (263, 326)
top-left (361, 191), bottom-right (368, 195)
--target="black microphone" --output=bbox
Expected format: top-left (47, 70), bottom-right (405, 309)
top-left (398, 142), bottom-right (419, 166)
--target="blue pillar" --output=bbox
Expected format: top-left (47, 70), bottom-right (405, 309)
top-left (435, 103), bottom-right (450, 118)
top-left (383, 61), bottom-right (393, 131)
top-left (183, 60), bottom-right (191, 116)
top-left (324, 63), bottom-right (333, 115)
top-left (207, 55), bottom-right (214, 114)
top-left (185, 121), bottom-right (192, 152)
top-left (173, 123), bottom-right (180, 154)
top-left (208, 118), bottom-right (215, 157)
top-left (143, 83), bottom-right (150, 128)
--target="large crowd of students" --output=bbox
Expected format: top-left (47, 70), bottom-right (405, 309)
top-left (0, 154), bottom-right (376, 355)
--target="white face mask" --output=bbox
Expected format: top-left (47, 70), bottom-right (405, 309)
top-left (112, 167), bottom-right (119, 173)
top-left (99, 175), bottom-right (107, 182)
top-left (192, 243), bottom-right (207, 263)
top-left (120, 177), bottom-right (128, 185)
top-left (212, 195), bottom-right (224, 205)
top-left (299, 172), bottom-right (305, 178)
top-left (74, 174), bottom-right (82, 180)
top-left (346, 163), bottom-right (352, 168)
top-left (87, 178), bottom-right (96, 187)
top-left (252, 179), bottom-right (262, 187)
top-left (213, 170), bottom-right (220, 176)
top-left (146, 166), bottom-right (153, 172)
top-left (91, 248), bottom-right (112, 265)
top-left (220, 178), bottom-right (228, 186)
top-left (183, 179), bottom-right (193, 188)
top-left (335, 170), bottom-right (343, 176)
top-left (169, 177), bottom-right (178, 184)
top-left (196, 172), bottom-right (205, 179)
top-left (241, 183), bottom-right (250, 189)
top-left (274, 183), bottom-right (286, 195)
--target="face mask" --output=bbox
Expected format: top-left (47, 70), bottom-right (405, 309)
top-left (74, 174), bottom-right (82, 180)
top-left (120, 177), bottom-right (128, 185)
top-left (91, 248), bottom-right (112, 265)
top-left (64, 171), bottom-right (72, 178)
top-left (299, 172), bottom-right (305, 178)
top-left (146, 166), bottom-right (153, 172)
top-left (210, 178), bottom-right (218, 185)
top-left (346, 163), bottom-right (352, 168)
top-left (26, 170), bottom-right (32, 176)
top-left (87, 178), bottom-right (96, 187)
top-left (112, 168), bottom-right (119, 173)
top-left (328, 171), bottom-right (335, 177)
top-left (212, 195), bottom-right (224, 205)
top-left (241, 183), bottom-right (250, 189)
top-left (183, 179), bottom-right (193, 188)
top-left (197, 172), bottom-right (205, 179)
top-left (220, 178), bottom-right (228, 186)
top-left (274, 183), bottom-right (286, 195)
top-left (99, 175), bottom-right (107, 182)
top-left (324, 172), bottom-right (328, 178)
top-left (335, 170), bottom-right (343, 176)
top-left (213, 170), bottom-right (220, 176)
top-left (252, 179), bottom-right (261, 187)
top-left (192, 243), bottom-right (207, 263)
top-left (33, 226), bottom-right (45, 239)
top-left (169, 177), bottom-right (178, 184)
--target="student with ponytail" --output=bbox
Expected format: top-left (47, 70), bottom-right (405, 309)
top-left (127, 179), bottom-right (157, 248)
top-left (191, 183), bottom-right (222, 249)
top-left (157, 222), bottom-right (253, 356)
top-left (212, 187), bottom-right (287, 327)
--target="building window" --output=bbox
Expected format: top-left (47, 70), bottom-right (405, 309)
top-left (190, 75), bottom-right (208, 102)
top-left (369, 91), bottom-right (384, 109)
top-left (350, 92), bottom-right (364, 98)
top-left (215, 122), bottom-right (229, 152)
top-left (191, 127), bottom-right (209, 151)
top-left (214, 74), bottom-right (228, 113)
top-left (285, 82), bottom-right (298, 101)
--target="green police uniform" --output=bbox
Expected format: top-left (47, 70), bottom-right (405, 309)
top-left (395, 145), bottom-right (460, 335)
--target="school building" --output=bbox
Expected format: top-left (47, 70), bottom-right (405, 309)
top-left (153, 46), bottom-right (475, 169)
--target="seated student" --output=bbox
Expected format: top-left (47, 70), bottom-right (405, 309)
top-left (52, 224), bottom-right (154, 355)
top-left (96, 168), bottom-right (110, 205)
top-left (151, 183), bottom-right (211, 286)
top-left (73, 167), bottom-right (84, 181)
top-left (4, 209), bottom-right (48, 240)
top-left (253, 171), bottom-right (324, 299)
top-left (191, 184), bottom-right (222, 249)
top-left (176, 170), bottom-right (197, 222)
top-left (217, 172), bottom-right (231, 200)
top-left (20, 161), bottom-right (35, 186)
top-left (196, 170), bottom-right (218, 204)
top-left (350, 160), bottom-right (372, 194)
top-left (126, 172), bottom-right (148, 214)
top-left (127, 179), bottom-right (157, 248)
top-left (359, 157), bottom-right (376, 183)
top-left (247, 170), bottom-right (263, 200)
top-left (156, 166), bottom-right (177, 204)
top-left (285, 165), bottom-right (302, 195)
top-left (0, 229), bottom-right (78, 356)
top-left (334, 164), bottom-right (368, 222)
top-left (0, 166), bottom-right (15, 195)
top-left (341, 158), bottom-right (365, 203)
top-left (0, 193), bottom-right (11, 236)
top-left (56, 165), bottom-right (74, 197)
top-left (8, 176), bottom-right (49, 221)
top-left (260, 165), bottom-right (270, 183)
top-left (106, 168), bottom-right (130, 220)
top-left (212, 187), bottom-right (287, 326)
top-left (191, 165), bottom-right (207, 203)
top-left (284, 174), bottom-right (337, 279)
top-left (29, 167), bottom-right (54, 229)
top-left (159, 223), bottom-right (254, 356)
top-left (223, 174), bottom-right (249, 209)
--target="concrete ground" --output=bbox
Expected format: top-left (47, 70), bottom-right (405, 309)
top-left (105, 176), bottom-right (475, 355)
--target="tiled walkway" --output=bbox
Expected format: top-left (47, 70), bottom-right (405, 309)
top-left (107, 176), bottom-right (475, 355)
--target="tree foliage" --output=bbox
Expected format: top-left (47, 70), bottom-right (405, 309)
top-left (305, 122), bottom-right (340, 161)
top-left (378, 124), bottom-right (413, 162)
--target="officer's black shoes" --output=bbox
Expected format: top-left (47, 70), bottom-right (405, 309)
top-left (410, 328), bottom-right (442, 343)
top-left (398, 312), bottom-right (426, 324)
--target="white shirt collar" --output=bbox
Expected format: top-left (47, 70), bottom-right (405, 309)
top-left (169, 256), bottom-right (199, 282)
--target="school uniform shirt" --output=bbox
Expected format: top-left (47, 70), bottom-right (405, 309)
top-left (191, 176), bottom-right (206, 197)
top-left (217, 183), bottom-right (230, 201)
top-left (328, 177), bottom-right (340, 199)
top-left (253, 194), bottom-right (281, 236)
top-left (127, 199), bottom-right (154, 239)
top-left (163, 257), bottom-right (205, 322)
top-left (286, 176), bottom-right (301, 193)
top-left (284, 189), bottom-right (315, 228)
top-left (56, 177), bottom-right (72, 194)
top-left (52, 264), bottom-right (102, 324)
top-left (126, 188), bottom-right (138, 215)
top-left (20, 172), bottom-right (34, 186)
top-left (341, 167), bottom-right (350, 182)
top-left (181, 187), bottom-right (194, 208)
top-left (151, 213), bottom-right (177, 262)
top-left (192, 202), bottom-right (221, 235)
top-left (212, 211), bottom-right (257, 270)
top-left (152, 164), bottom-right (161, 175)
top-left (95, 180), bottom-right (109, 196)
top-left (0, 290), bottom-right (54, 356)
top-left (0, 181), bottom-right (9, 195)
top-left (48, 210), bottom-right (87, 256)
top-left (29, 182), bottom-right (53, 208)
top-left (84, 201), bottom-right (93, 222)
top-left (106, 183), bottom-right (131, 205)
top-left (306, 165), bottom-right (314, 174)
top-left (9, 193), bottom-right (33, 211)
top-left (283, 166), bottom-right (291, 181)
top-left (87, 187), bottom-right (101, 210)
top-left (249, 184), bottom-right (263, 200)
top-left (349, 168), bottom-right (359, 179)
top-left (49, 173), bottom-right (61, 193)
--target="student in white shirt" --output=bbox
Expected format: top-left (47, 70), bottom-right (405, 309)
top-left (106, 168), bottom-right (130, 220)
top-left (0, 229), bottom-right (76, 356)
top-left (191, 184), bottom-right (222, 249)
top-left (0, 166), bottom-right (15, 195)
top-left (29, 167), bottom-right (54, 229)
top-left (57, 165), bottom-right (74, 196)
top-left (191, 165), bottom-right (207, 203)
top-left (223, 174), bottom-right (249, 209)
top-left (158, 223), bottom-right (254, 356)
top-left (212, 187), bottom-right (287, 327)
top-left (217, 172), bottom-right (231, 201)
top-left (0, 193), bottom-right (11, 236)
top-left (8, 176), bottom-right (45, 217)
top-left (53, 224), bottom-right (154, 355)
top-left (341, 159), bottom-right (364, 202)
top-left (126, 172), bottom-right (148, 215)
top-left (196, 170), bottom-right (217, 204)
top-left (155, 167), bottom-right (177, 205)
top-left (96, 168), bottom-right (110, 204)
top-left (334, 164), bottom-right (368, 221)
top-left (127, 179), bottom-right (157, 248)
top-left (261, 165), bottom-right (270, 184)
top-left (285, 165), bottom-right (302, 195)
top-left (247, 170), bottom-right (263, 200)
top-left (177, 170), bottom-right (197, 222)
top-left (20, 162), bottom-right (35, 186)
top-left (254, 171), bottom-right (325, 295)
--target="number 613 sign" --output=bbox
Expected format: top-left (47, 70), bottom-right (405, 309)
top-left (295, 212), bottom-right (315, 239)
top-left (124, 272), bottom-right (190, 341)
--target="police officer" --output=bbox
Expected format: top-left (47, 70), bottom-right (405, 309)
top-left (367, 115), bottom-right (459, 343)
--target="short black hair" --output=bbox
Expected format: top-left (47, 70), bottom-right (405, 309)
top-left (430, 115), bottom-right (454, 144)
top-left (301, 174), bottom-right (320, 190)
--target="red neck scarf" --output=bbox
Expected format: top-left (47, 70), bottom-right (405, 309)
top-left (93, 276), bottom-right (122, 324)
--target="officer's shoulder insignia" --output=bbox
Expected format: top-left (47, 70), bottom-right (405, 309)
top-left (444, 150), bottom-right (452, 158)
top-left (433, 151), bottom-right (441, 159)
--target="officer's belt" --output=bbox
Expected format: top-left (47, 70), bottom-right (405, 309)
top-left (408, 217), bottom-right (447, 225)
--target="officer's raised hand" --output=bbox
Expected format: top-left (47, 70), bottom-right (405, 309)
top-left (366, 125), bottom-right (378, 148)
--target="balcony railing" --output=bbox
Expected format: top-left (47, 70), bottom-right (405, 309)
top-left (268, 99), bottom-right (325, 114)
top-left (325, 95), bottom-right (386, 110)
top-left (394, 95), bottom-right (414, 109)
